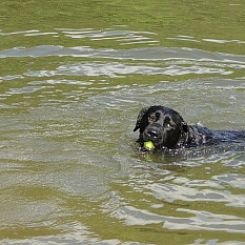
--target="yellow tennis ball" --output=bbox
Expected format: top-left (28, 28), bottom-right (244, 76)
top-left (144, 141), bottom-right (155, 150)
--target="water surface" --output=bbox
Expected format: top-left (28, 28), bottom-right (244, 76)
top-left (0, 1), bottom-right (245, 244)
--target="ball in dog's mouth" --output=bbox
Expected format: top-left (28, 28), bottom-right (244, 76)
top-left (143, 141), bottom-right (155, 150)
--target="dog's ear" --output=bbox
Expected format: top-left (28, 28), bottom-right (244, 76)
top-left (181, 121), bottom-right (188, 133)
top-left (133, 107), bottom-right (149, 132)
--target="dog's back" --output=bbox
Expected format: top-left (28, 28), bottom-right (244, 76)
top-left (186, 124), bottom-right (245, 147)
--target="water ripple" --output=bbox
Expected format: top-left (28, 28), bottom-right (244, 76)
top-left (111, 205), bottom-right (245, 233)
top-left (166, 35), bottom-right (245, 45)
top-left (213, 174), bottom-right (245, 189)
top-left (1, 46), bottom-right (245, 64)
top-left (24, 62), bottom-right (232, 78)
top-left (146, 182), bottom-right (245, 207)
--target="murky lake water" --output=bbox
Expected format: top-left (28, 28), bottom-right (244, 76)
top-left (0, 1), bottom-right (245, 244)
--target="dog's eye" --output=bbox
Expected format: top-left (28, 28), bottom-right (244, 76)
top-left (164, 121), bottom-right (172, 128)
top-left (149, 115), bottom-right (156, 122)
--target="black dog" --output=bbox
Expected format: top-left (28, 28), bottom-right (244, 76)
top-left (134, 105), bottom-right (245, 150)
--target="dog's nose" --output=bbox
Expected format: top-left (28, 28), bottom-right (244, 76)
top-left (146, 129), bottom-right (159, 139)
top-left (144, 125), bottom-right (162, 139)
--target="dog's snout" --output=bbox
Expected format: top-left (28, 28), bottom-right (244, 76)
top-left (144, 124), bottom-right (163, 141)
top-left (146, 128), bottom-right (159, 139)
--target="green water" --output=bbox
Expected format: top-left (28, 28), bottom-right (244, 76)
top-left (0, 1), bottom-right (245, 244)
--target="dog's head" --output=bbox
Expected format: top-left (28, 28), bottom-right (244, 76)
top-left (134, 106), bottom-right (188, 149)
